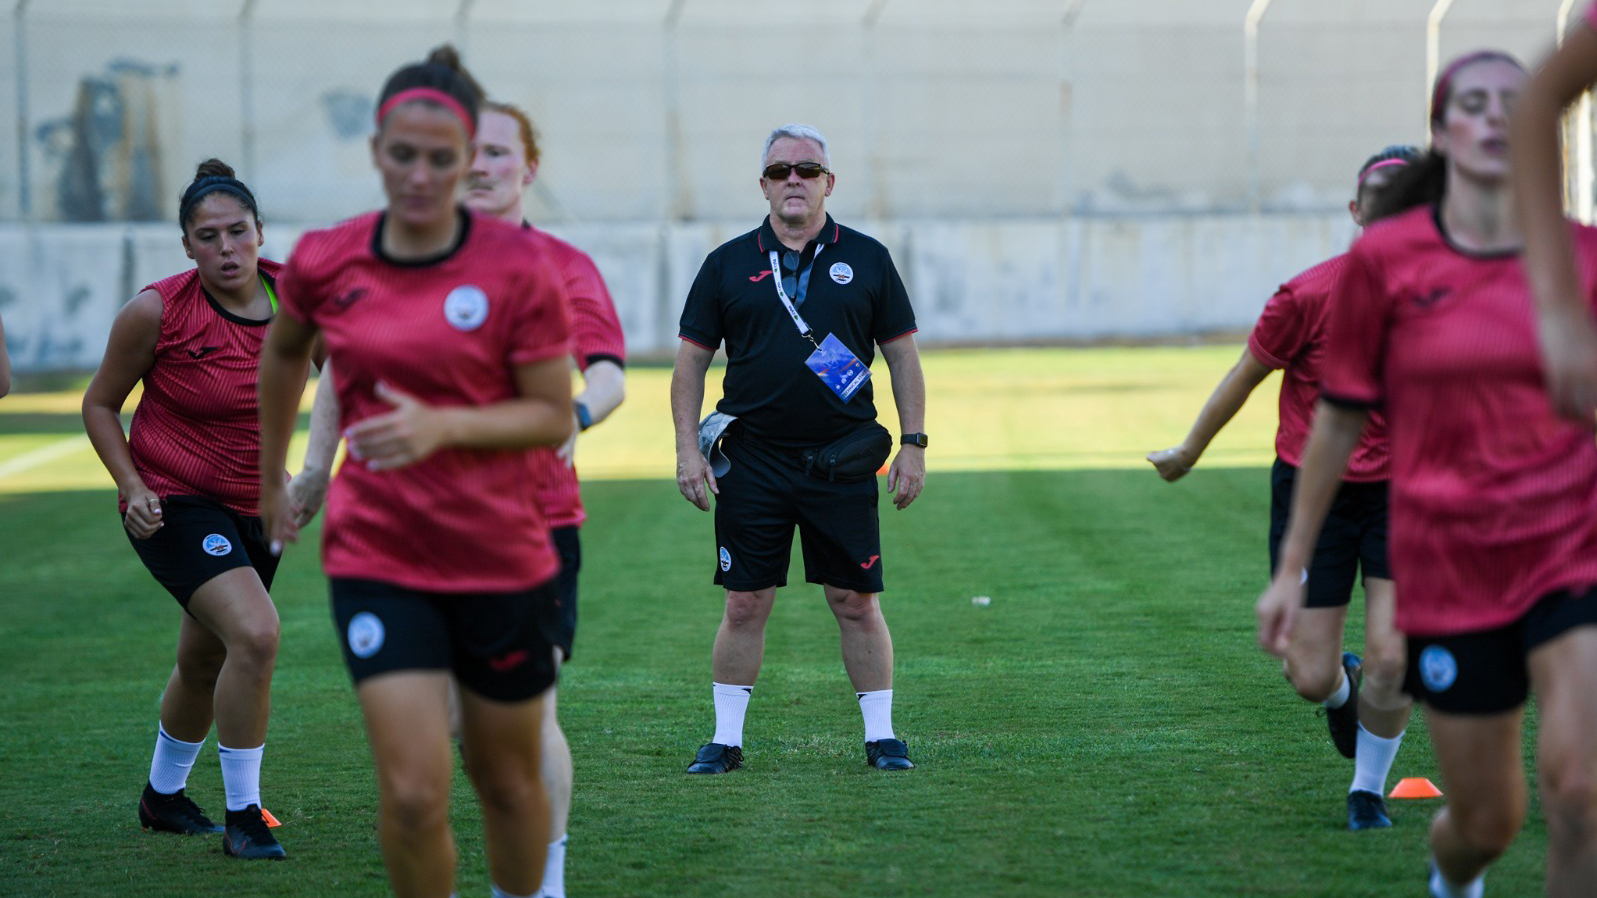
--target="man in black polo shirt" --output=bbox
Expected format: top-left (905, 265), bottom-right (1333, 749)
top-left (671, 123), bottom-right (927, 774)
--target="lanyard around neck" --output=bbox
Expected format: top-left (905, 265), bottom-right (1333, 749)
top-left (769, 244), bottom-right (824, 349)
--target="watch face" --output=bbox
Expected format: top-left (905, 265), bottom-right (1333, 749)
top-left (903, 433), bottom-right (927, 448)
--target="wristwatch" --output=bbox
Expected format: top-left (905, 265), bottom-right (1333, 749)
top-left (575, 401), bottom-right (594, 432)
top-left (901, 432), bottom-right (928, 448)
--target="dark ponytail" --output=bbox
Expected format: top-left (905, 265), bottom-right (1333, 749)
top-left (177, 158), bottom-right (259, 234)
top-left (375, 44), bottom-right (484, 138)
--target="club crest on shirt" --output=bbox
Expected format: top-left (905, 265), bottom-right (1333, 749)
top-left (444, 285), bottom-right (490, 331)
top-left (830, 262), bottom-right (854, 285)
top-left (201, 534), bottom-right (232, 556)
top-left (1419, 645), bottom-right (1458, 692)
top-left (347, 611), bottom-right (385, 659)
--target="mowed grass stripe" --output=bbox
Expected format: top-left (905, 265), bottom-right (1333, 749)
top-left (0, 348), bottom-right (1547, 897)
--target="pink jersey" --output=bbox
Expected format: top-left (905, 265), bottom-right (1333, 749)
top-left (127, 259), bottom-right (284, 516)
top-left (1247, 254), bottom-right (1388, 480)
top-left (278, 211), bottom-right (572, 593)
top-left (1322, 205), bottom-right (1597, 636)
top-left (524, 226), bottom-right (626, 529)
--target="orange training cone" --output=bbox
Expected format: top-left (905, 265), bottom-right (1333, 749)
top-left (261, 807), bottom-right (283, 827)
top-left (1389, 777), bottom-right (1443, 799)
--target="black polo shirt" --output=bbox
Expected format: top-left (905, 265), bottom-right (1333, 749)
top-left (679, 214), bottom-right (917, 449)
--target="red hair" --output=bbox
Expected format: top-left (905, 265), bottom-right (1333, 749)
top-left (482, 101), bottom-right (541, 167)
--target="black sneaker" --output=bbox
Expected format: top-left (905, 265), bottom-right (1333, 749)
top-left (223, 804), bottom-right (286, 860)
top-left (138, 783), bottom-right (222, 835)
top-left (686, 742), bottom-right (743, 775)
top-left (1323, 651), bottom-right (1362, 759)
top-left (1347, 789), bottom-right (1392, 830)
top-left (865, 738), bottom-right (915, 770)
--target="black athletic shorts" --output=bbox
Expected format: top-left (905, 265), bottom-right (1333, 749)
top-left (125, 495), bottom-right (279, 609)
top-left (544, 525), bottom-right (581, 663)
top-left (1404, 585), bottom-right (1597, 715)
top-left (712, 429), bottom-right (884, 594)
top-left (330, 577), bottom-right (560, 703)
top-left (1268, 459), bottom-right (1390, 608)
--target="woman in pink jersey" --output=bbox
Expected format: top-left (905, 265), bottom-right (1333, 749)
top-left (291, 98), bottom-right (625, 898)
top-left (82, 159), bottom-right (288, 859)
top-left (257, 46), bottom-right (573, 898)
top-left (1513, 1), bottom-right (1597, 421)
top-left (1150, 145), bottom-right (1419, 832)
top-left (1260, 51), bottom-right (1597, 898)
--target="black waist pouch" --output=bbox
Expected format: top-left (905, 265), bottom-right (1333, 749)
top-left (802, 423), bottom-right (892, 482)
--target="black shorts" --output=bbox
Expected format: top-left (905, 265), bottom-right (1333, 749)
top-left (712, 430), bottom-right (884, 594)
top-left (125, 495), bottom-right (279, 609)
top-left (544, 525), bottom-right (581, 663)
top-left (330, 577), bottom-right (560, 703)
top-left (1268, 459), bottom-right (1390, 608)
top-left (1404, 586), bottom-right (1597, 714)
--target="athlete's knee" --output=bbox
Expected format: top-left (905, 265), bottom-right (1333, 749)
top-left (826, 588), bottom-right (879, 624)
top-left (379, 771), bottom-right (452, 835)
top-left (1284, 650), bottom-right (1338, 702)
top-left (175, 644), bottom-right (226, 687)
top-left (227, 615), bottom-right (281, 672)
top-left (468, 758), bottom-right (542, 818)
top-left (723, 590), bottom-right (773, 629)
top-left (1540, 745), bottom-right (1597, 849)
top-left (1446, 798), bottom-right (1525, 858)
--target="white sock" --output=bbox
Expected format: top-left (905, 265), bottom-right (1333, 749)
top-left (857, 689), bottom-right (895, 742)
top-left (148, 723), bottom-right (205, 795)
top-left (711, 683), bottom-right (752, 747)
top-left (217, 743), bottom-right (264, 812)
top-left (1350, 725), bottom-right (1404, 795)
top-left (490, 885), bottom-right (539, 898)
top-left (1324, 670), bottom-right (1351, 709)
top-left (1429, 859), bottom-right (1484, 898)
top-left (541, 833), bottom-right (567, 898)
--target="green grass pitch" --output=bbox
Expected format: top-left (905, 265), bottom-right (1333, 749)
top-left (0, 347), bottom-right (1546, 897)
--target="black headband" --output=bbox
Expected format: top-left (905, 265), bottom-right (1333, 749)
top-left (179, 177), bottom-right (258, 231)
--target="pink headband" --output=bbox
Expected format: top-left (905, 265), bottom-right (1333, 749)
top-left (1429, 50), bottom-right (1522, 124)
top-left (376, 87), bottom-right (475, 139)
top-left (1357, 159), bottom-right (1409, 189)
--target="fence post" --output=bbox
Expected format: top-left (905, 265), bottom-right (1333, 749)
top-left (14, 0), bottom-right (32, 221)
top-left (1243, 0), bottom-right (1275, 214)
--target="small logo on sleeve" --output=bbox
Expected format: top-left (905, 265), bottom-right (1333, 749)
top-left (201, 534), bottom-right (233, 556)
top-left (1419, 645), bottom-right (1458, 693)
top-left (347, 612), bottom-right (385, 659)
top-left (444, 285), bottom-right (490, 331)
top-left (719, 547), bottom-right (732, 572)
top-left (829, 262), bottom-right (854, 285)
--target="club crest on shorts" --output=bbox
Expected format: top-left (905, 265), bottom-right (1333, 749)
top-left (347, 612), bottom-right (385, 659)
top-left (719, 547), bottom-right (732, 572)
top-left (1419, 645), bottom-right (1458, 693)
top-left (444, 285), bottom-right (490, 331)
top-left (201, 534), bottom-right (232, 556)
top-left (829, 262), bottom-right (854, 285)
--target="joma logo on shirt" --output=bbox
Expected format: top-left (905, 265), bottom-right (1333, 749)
top-left (187, 346), bottom-right (220, 360)
top-left (1413, 287), bottom-right (1451, 308)
top-left (332, 287), bottom-right (368, 310)
top-left (748, 270), bottom-right (774, 283)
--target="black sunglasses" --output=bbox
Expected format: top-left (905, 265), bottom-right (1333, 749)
top-left (763, 162), bottom-right (830, 181)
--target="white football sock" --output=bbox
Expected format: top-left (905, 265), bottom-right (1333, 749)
top-left (857, 689), bottom-right (896, 742)
top-left (711, 683), bottom-right (752, 747)
top-left (148, 723), bottom-right (204, 795)
top-left (1429, 860), bottom-right (1484, 898)
top-left (1324, 669), bottom-right (1351, 709)
top-left (541, 832), bottom-right (567, 898)
top-left (491, 884), bottom-right (539, 898)
top-left (217, 743), bottom-right (264, 812)
top-left (1350, 725), bottom-right (1404, 795)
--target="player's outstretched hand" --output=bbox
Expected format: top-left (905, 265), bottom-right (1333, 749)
top-left (1146, 446), bottom-right (1194, 482)
top-left (260, 481), bottom-right (300, 557)
top-left (676, 450), bottom-right (718, 512)
top-left (1255, 570), bottom-right (1303, 657)
top-left (1538, 303), bottom-right (1597, 425)
top-left (288, 467), bottom-right (329, 527)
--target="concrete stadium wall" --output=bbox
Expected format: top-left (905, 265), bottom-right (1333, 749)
top-left (2, 212), bottom-right (1356, 371)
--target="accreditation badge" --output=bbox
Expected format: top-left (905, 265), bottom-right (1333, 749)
top-left (805, 333), bottom-right (871, 402)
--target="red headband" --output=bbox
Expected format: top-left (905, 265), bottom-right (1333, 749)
top-left (376, 87), bottom-right (475, 139)
top-left (1356, 158), bottom-right (1409, 189)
